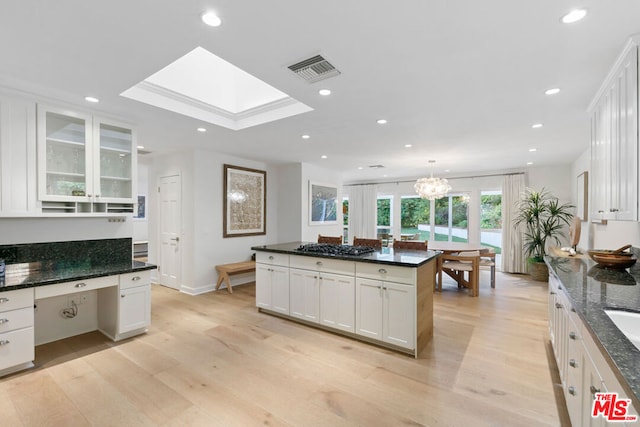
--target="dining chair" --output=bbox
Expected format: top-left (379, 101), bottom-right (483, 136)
top-left (392, 239), bottom-right (428, 250)
top-left (317, 234), bottom-right (343, 245)
top-left (353, 236), bottom-right (382, 250)
top-left (480, 248), bottom-right (496, 288)
top-left (437, 250), bottom-right (480, 296)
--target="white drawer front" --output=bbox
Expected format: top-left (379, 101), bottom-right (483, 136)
top-left (0, 288), bottom-right (34, 312)
top-left (120, 270), bottom-right (151, 290)
top-left (289, 255), bottom-right (355, 276)
top-left (0, 307), bottom-right (34, 333)
top-left (256, 252), bottom-right (289, 267)
top-left (356, 263), bottom-right (416, 285)
top-left (35, 275), bottom-right (118, 299)
top-left (0, 327), bottom-right (34, 371)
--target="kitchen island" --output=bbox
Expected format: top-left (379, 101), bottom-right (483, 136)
top-left (251, 242), bottom-right (440, 357)
top-left (546, 255), bottom-right (640, 424)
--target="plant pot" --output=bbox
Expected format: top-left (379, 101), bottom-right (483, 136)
top-left (528, 261), bottom-right (549, 282)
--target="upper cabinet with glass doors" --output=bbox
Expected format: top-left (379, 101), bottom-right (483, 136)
top-left (37, 105), bottom-right (136, 213)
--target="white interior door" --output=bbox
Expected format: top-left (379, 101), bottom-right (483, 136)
top-left (159, 174), bottom-right (181, 289)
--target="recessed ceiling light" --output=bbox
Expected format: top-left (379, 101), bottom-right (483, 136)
top-left (383, 174), bottom-right (388, 178)
top-left (357, 166), bottom-right (363, 170)
top-left (529, 148), bottom-right (537, 152)
top-left (545, 88), bottom-right (561, 95)
top-left (301, 134), bottom-right (310, 139)
top-left (202, 12), bottom-right (222, 27)
top-left (404, 144), bottom-right (412, 148)
top-left (84, 96), bottom-right (99, 103)
top-left (137, 145), bottom-right (145, 149)
top-left (445, 169), bottom-right (450, 173)
top-left (527, 162), bottom-right (534, 165)
top-left (197, 127), bottom-right (207, 132)
top-left (561, 9), bottom-right (587, 24)
top-left (318, 89), bottom-right (331, 96)
top-left (377, 119), bottom-right (387, 125)
top-left (532, 123), bottom-right (543, 129)
top-left (321, 155), bottom-right (327, 159)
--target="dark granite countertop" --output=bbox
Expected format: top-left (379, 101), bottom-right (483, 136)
top-left (0, 260), bottom-right (157, 292)
top-left (251, 241), bottom-right (440, 267)
top-left (545, 255), bottom-right (640, 405)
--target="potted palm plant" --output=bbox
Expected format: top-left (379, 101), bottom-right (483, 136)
top-left (514, 188), bottom-right (574, 281)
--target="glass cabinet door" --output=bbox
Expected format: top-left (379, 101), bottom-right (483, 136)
top-left (95, 121), bottom-right (135, 202)
top-left (38, 109), bottom-right (92, 201)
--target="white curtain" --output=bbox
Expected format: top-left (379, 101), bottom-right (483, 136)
top-left (348, 184), bottom-right (378, 242)
top-left (501, 174), bottom-right (527, 273)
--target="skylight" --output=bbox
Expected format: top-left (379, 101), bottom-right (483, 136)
top-left (121, 47), bottom-right (313, 131)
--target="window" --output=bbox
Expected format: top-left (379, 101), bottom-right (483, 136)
top-left (377, 196), bottom-right (392, 245)
top-left (342, 197), bottom-right (349, 243)
top-left (435, 194), bottom-right (469, 242)
top-left (481, 191), bottom-right (502, 254)
top-left (400, 196), bottom-right (431, 240)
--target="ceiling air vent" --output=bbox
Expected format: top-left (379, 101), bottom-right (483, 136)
top-left (368, 165), bottom-right (385, 169)
top-left (288, 55), bottom-right (341, 83)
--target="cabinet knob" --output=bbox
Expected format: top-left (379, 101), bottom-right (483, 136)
top-left (568, 386), bottom-right (577, 396)
top-left (550, 291), bottom-right (556, 295)
top-left (555, 302), bottom-right (563, 309)
top-left (590, 385), bottom-right (601, 395)
top-left (131, 276), bottom-right (141, 281)
top-left (87, 194), bottom-right (92, 198)
top-left (269, 256), bottom-right (274, 260)
top-left (0, 318), bottom-right (8, 324)
top-left (569, 359), bottom-right (577, 368)
top-left (121, 294), bottom-right (125, 298)
top-left (75, 283), bottom-right (87, 288)
top-left (569, 331), bottom-right (577, 340)
top-left (598, 210), bottom-right (604, 213)
top-left (0, 339), bottom-right (10, 346)
top-left (0, 298), bottom-right (9, 304)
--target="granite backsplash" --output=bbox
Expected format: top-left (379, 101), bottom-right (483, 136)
top-left (0, 238), bottom-right (132, 266)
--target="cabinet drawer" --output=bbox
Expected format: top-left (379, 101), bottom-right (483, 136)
top-left (356, 263), bottom-right (416, 285)
top-left (35, 275), bottom-right (117, 299)
top-left (0, 307), bottom-right (34, 333)
top-left (290, 255), bottom-right (355, 275)
top-left (256, 252), bottom-right (289, 267)
top-left (120, 270), bottom-right (151, 290)
top-left (0, 288), bottom-right (34, 312)
top-left (0, 327), bottom-right (34, 371)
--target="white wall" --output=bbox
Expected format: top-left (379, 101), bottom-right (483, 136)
top-left (277, 163), bottom-right (303, 243)
top-left (571, 148), bottom-right (640, 250)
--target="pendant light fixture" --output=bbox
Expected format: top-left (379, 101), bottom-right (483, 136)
top-left (414, 160), bottom-right (451, 200)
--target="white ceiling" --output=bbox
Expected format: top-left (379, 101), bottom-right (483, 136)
top-left (1, 1), bottom-right (639, 183)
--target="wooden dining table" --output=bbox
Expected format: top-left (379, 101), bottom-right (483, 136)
top-left (428, 241), bottom-right (490, 254)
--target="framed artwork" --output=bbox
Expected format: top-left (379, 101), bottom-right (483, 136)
top-left (134, 194), bottom-right (146, 220)
top-left (576, 171), bottom-right (588, 221)
top-left (223, 164), bottom-right (266, 237)
top-left (309, 181), bottom-right (338, 225)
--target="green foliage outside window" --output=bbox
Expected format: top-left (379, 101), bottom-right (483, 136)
top-left (377, 198), bottom-right (391, 226)
top-left (481, 194), bottom-right (502, 229)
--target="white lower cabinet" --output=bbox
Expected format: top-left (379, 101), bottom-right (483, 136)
top-left (0, 288), bottom-right (35, 375)
top-left (355, 278), bottom-right (414, 349)
top-left (290, 268), bottom-right (320, 323)
top-left (319, 273), bottom-right (355, 333)
top-left (98, 271), bottom-right (151, 341)
top-left (256, 263), bottom-right (290, 315)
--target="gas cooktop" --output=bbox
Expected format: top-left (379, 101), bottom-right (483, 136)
top-left (296, 243), bottom-right (376, 256)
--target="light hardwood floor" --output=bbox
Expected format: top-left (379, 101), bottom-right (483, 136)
top-left (0, 271), bottom-right (570, 426)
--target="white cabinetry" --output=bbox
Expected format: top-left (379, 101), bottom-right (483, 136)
top-left (256, 252), bottom-right (290, 315)
top-left (36, 105), bottom-right (136, 214)
top-left (549, 272), bottom-right (638, 426)
top-left (289, 255), bottom-right (356, 331)
top-left (589, 40), bottom-right (639, 221)
top-left (0, 94), bottom-right (38, 216)
top-left (355, 264), bottom-right (416, 349)
top-left (0, 288), bottom-right (35, 376)
top-left (98, 270), bottom-right (151, 341)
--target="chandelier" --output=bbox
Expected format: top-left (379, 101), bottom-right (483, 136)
top-left (414, 160), bottom-right (451, 200)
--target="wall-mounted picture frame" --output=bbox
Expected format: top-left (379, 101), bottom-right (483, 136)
top-left (576, 171), bottom-right (588, 221)
top-left (134, 194), bottom-right (147, 220)
top-left (223, 164), bottom-right (266, 237)
top-left (309, 181), bottom-right (338, 225)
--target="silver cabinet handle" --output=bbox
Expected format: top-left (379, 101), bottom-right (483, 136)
top-left (568, 386), bottom-right (576, 396)
top-left (170, 237), bottom-right (180, 242)
top-left (131, 276), bottom-right (141, 281)
top-left (378, 268), bottom-right (387, 274)
top-left (316, 261), bottom-right (323, 266)
top-left (569, 332), bottom-right (577, 340)
top-left (75, 283), bottom-right (87, 288)
top-left (0, 318), bottom-right (8, 324)
top-left (0, 298), bottom-right (9, 304)
top-left (0, 339), bottom-right (10, 346)
top-left (590, 385), bottom-right (601, 395)
top-left (569, 359), bottom-right (577, 368)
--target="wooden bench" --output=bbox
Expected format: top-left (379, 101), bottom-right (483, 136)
top-left (215, 261), bottom-right (256, 294)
